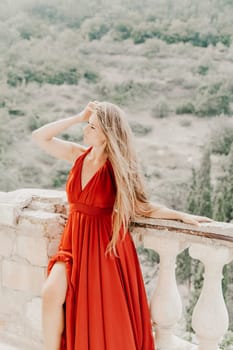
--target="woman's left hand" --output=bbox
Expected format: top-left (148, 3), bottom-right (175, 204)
top-left (179, 213), bottom-right (213, 226)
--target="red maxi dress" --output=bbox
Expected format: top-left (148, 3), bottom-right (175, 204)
top-left (47, 146), bottom-right (156, 350)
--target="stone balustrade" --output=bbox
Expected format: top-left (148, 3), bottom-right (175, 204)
top-left (0, 189), bottom-right (233, 350)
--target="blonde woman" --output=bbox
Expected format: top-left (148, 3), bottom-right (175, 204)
top-left (32, 101), bottom-right (212, 350)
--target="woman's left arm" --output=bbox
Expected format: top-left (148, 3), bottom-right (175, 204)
top-left (141, 202), bottom-right (213, 226)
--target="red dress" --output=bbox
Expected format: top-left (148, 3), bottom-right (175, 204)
top-left (47, 146), bottom-right (156, 350)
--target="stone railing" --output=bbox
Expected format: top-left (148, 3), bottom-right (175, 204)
top-left (0, 189), bottom-right (233, 350)
top-left (133, 217), bottom-right (233, 350)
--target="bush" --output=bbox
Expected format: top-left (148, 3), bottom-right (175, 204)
top-left (8, 109), bottom-right (25, 116)
top-left (195, 94), bottom-right (231, 116)
top-left (212, 144), bottom-right (233, 222)
top-left (46, 68), bottom-right (79, 85)
top-left (220, 331), bottom-right (233, 350)
top-left (7, 67), bottom-right (80, 86)
top-left (176, 102), bottom-right (195, 115)
top-left (195, 82), bottom-right (232, 116)
top-left (7, 72), bottom-right (23, 87)
top-left (28, 115), bottom-right (44, 131)
top-left (130, 24), bottom-right (231, 47)
top-left (84, 70), bottom-right (99, 83)
top-left (101, 80), bottom-right (151, 105)
top-left (129, 120), bottom-right (153, 136)
top-left (151, 97), bottom-right (169, 118)
top-left (186, 149), bottom-right (213, 218)
top-left (30, 4), bottom-right (65, 24)
top-left (88, 23), bottom-right (109, 40)
top-left (113, 23), bottom-right (133, 41)
top-left (209, 123), bottom-right (233, 155)
top-left (197, 65), bottom-right (209, 75)
top-left (52, 169), bottom-right (69, 188)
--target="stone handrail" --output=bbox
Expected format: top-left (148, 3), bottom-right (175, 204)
top-left (132, 217), bottom-right (233, 350)
top-left (0, 189), bottom-right (232, 350)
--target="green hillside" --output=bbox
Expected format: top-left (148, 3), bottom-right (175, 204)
top-left (0, 0), bottom-right (233, 192)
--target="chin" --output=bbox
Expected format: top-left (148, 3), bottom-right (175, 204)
top-left (83, 137), bottom-right (92, 147)
top-left (83, 135), bottom-right (89, 145)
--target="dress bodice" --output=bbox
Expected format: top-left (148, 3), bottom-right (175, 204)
top-left (66, 146), bottom-right (116, 211)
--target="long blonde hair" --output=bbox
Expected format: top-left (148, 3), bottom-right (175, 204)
top-left (93, 101), bottom-right (153, 258)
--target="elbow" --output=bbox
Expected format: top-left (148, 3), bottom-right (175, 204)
top-left (31, 130), bottom-right (47, 145)
top-left (31, 129), bottom-right (40, 143)
top-left (31, 130), bottom-right (49, 142)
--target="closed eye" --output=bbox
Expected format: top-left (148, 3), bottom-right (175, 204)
top-left (88, 121), bottom-right (96, 129)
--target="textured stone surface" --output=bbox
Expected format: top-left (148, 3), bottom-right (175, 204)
top-left (25, 297), bottom-right (42, 331)
top-left (2, 260), bottom-right (46, 295)
top-left (0, 229), bottom-right (15, 257)
top-left (16, 236), bottom-right (48, 266)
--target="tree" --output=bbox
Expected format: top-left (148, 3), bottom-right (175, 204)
top-left (186, 148), bottom-right (213, 218)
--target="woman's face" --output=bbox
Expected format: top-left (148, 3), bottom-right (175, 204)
top-left (83, 112), bottom-right (106, 147)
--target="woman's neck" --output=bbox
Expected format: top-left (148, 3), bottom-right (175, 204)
top-left (87, 145), bottom-right (108, 164)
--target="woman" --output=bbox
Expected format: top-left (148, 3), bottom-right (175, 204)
top-left (32, 101), bottom-right (212, 350)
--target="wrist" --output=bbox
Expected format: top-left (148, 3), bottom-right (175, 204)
top-left (72, 113), bottom-right (84, 123)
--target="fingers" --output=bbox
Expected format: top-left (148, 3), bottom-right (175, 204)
top-left (188, 220), bottom-right (200, 226)
top-left (87, 101), bottom-right (100, 112)
top-left (182, 217), bottom-right (200, 226)
top-left (195, 215), bottom-right (213, 222)
top-left (199, 218), bottom-right (213, 222)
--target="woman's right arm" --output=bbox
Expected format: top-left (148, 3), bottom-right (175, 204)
top-left (31, 102), bottom-right (96, 163)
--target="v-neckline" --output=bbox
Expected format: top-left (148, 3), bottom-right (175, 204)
top-left (80, 147), bottom-right (108, 193)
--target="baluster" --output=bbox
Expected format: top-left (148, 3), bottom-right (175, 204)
top-left (189, 243), bottom-right (233, 350)
top-left (144, 234), bottom-right (195, 350)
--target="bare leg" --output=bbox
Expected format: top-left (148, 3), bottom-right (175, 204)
top-left (41, 262), bottom-right (68, 350)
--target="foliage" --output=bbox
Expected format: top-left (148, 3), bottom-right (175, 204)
top-left (176, 248), bottom-right (192, 284)
top-left (209, 122), bottom-right (233, 155)
top-left (220, 331), bottom-right (233, 350)
top-left (7, 67), bottom-right (80, 86)
top-left (28, 115), bottom-right (45, 131)
top-left (81, 17), bottom-right (111, 41)
top-left (98, 80), bottom-right (153, 105)
top-left (113, 23), bottom-right (133, 41)
top-left (137, 245), bottom-right (160, 264)
top-left (52, 169), bottom-right (69, 187)
top-left (88, 23), bottom-right (109, 41)
top-left (130, 24), bottom-right (232, 47)
top-left (129, 120), bottom-right (153, 136)
top-left (185, 259), bottom-right (204, 333)
top-left (197, 65), bottom-right (209, 75)
top-left (176, 102), bottom-right (195, 115)
top-left (212, 145), bottom-right (233, 222)
top-left (184, 139), bottom-right (233, 334)
top-left (151, 97), bottom-right (169, 118)
top-left (186, 148), bottom-right (213, 218)
top-left (84, 70), bottom-right (99, 83)
top-left (8, 109), bottom-right (25, 116)
top-left (177, 81), bottom-right (233, 117)
top-left (195, 82), bottom-right (231, 116)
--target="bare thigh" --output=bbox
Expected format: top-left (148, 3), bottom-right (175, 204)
top-left (42, 262), bottom-right (68, 304)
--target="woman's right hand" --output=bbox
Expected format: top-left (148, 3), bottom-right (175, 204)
top-left (78, 101), bottom-right (100, 122)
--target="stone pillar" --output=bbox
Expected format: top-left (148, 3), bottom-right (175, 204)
top-left (144, 233), bottom-right (195, 350)
top-left (189, 243), bottom-right (233, 350)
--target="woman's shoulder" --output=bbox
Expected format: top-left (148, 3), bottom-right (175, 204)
top-left (71, 145), bottom-right (89, 163)
top-left (70, 145), bottom-right (90, 169)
